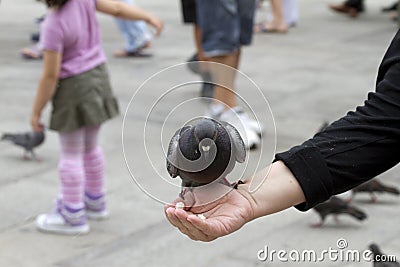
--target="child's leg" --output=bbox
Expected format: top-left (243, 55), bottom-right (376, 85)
top-left (83, 125), bottom-right (105, 197)
top-left (35, 128), bottom-right (89, 234)
top-left (59, 128), bottom-right (86, 210)
top-left (83, 125), bottom-right (108, 217)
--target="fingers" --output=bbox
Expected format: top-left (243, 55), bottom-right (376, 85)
top-left (31, 120), bottom-right (43, 132)
top-left (165, 207), bottom-right (212, 242)
top-left (149, 17), bottom-right (163, 37)
top-left (186, 214), bottom-right (216, 242)
top-left (32, 123), bottom-right (44, 132)
top-left (165, 207), bottom-right (191, 234)
top-left (174, 209), bottom-right (210, 241)
top-left (155, 21), bottom-right (163, 36)
top-left (30, 113), bottom-right (44, 132)
top-left (164, 197), bottom-right (192, 211)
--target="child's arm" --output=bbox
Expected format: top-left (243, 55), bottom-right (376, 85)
top-left (31, 50), bottom-right (61, 132)
top-left (96, 0), bottom-right (163, 36)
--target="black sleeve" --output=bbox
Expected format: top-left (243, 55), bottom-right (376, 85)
top-left (275, 30), bottom-right (400, 211)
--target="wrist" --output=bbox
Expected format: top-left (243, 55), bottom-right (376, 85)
top-left (236, 161), bottom-right (306, 220)
top-left (32, 108), bottom-right (41, 117)
top-left (235, 182), bottom-right (258, 223)
top-left (145, 14), bottom-right (155, 25)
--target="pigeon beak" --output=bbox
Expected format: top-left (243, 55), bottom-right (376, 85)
top-left (201, 145), bottom-right (211, 162)
top-left (201, 146), bottom-right (210, 152)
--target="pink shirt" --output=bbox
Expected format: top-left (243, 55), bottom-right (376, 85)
top-left (41, 0), bottom-right (106, 79)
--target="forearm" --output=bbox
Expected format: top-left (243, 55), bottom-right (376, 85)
top-left (117, 3), bottom-right (154, 21)
top-left (238, 161), bottom-right (306, 221)
top-left (32, 76), bottom-right (57, 116)
top-left (273, 59), bottom-right (400, 210)
top-left (98, 1), bottom-right (155, 22)
top-left (96, 0), bottom-right (162, 34)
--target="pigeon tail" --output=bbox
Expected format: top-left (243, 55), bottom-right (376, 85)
top-left (382, 186), bottom-right (400, 195)
top-left (345, 207), bottom-right (367, 221)
top-left (1, 133), bottom-right (14, 141)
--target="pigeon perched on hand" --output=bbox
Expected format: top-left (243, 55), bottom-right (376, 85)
top-left (312, 196), bottom-right (367, 227)
top-left (369, 243), bottom-right (400, 267)
top-left (166, 118), bottom-right (246, 197)
top-left (349, 179), bottom-right (400, 203)
top-left (1, 130), bottom-right (45, 160)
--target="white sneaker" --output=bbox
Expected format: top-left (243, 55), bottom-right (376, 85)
top-left (219, 108), bottom-right (261, 150)
top-left (231, 106), bottom-right (263, 136)
top-left (85, 193), bottom-right (109, 220)
top-left (36, 213), bottom-right (90, 235)
top-left (207, 104), bottom-right (264, 136)
top-left (86, 209), bottom-right (109, 221)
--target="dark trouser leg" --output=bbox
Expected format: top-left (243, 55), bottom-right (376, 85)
top-left (344, 0), bottom-right (364, 11)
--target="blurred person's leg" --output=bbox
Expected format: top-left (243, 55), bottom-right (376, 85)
top-left (328, 0), bottom-right (364, 18)
top-left (254, 0), bottom-right (287, 33)
top-left (282, 0), bottom-right (298, 27)
top-left (114, 0), bottom-right (153, 57)
top-left (196, 0), bottom-right (261, 149)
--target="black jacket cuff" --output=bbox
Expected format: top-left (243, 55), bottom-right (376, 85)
top-left (275, 145), bottom-right (334, 211)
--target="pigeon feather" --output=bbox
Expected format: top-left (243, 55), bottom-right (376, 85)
top-left (1, 131), bottom-right (45, 153)
top-left (313, 196), bottom-right (367, 226)
top-left (166, 118), bottom-right (246, 189)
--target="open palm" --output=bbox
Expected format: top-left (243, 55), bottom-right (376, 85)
top-left (165, 187), bottom-right (254, 242)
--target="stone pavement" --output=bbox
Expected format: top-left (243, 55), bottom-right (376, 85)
top-left (0, 0), bottom-right (399, 266)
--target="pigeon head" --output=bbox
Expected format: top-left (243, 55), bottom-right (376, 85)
top-left (198, 137), bottom-right (217, 164)
top-left (369, 243), bottom-right (382, 256)
top-left (193, 119), bottom-right (217, 142)
top-left (193, 119), bottom-right (218, 162)
top-left (167, 117), bottom-right (246, 190)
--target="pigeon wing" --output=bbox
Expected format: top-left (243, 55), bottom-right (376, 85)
top-left (8, 133), bottom-right (30, 150)
top-left (221, 121), bottom-right (246, 163)
top-left (166, 126), bottom-right (191, 178)
top-left (31, 131), bottom-right (45, 148)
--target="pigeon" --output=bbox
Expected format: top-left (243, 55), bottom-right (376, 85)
top-left (349, 179), bottom-right (400, 203)
top-left (312, 196), bottom-right (367, 227)
top-left (166, 118), bottom-right (246, 197)
top-left (317, 121), bottom-right (330, 132)
top-left (1, 130), bottom-right (45, 160)
top-left (369, 243), bottom-right (400, 267)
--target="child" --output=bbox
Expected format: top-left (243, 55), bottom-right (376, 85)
top-left (31, 0), bottom-right (163, 235)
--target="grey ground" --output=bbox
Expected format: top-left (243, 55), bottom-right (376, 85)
top-left (1, 0), bottom-right (400, 266)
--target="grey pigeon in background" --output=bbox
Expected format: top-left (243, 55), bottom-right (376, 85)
top-left (349, 179), bottom-right (400, 203)
top-left (312, 196), bottom-right (367, 227)
top-left (317, 121), bottom-right (330, 132)
top-left (369, 243), bottom-right (400, 267)
top-left (1, 130), bottom-right (45, 160)
top-left (166, 118), bottom-right (246, 197)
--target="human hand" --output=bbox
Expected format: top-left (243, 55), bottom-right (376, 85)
top-left (147, 15), bottom-right (163, 37)
top-left (164, 183), bottom-right (255, 242)
top-left (30, 112), bottom-right (44, 132)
